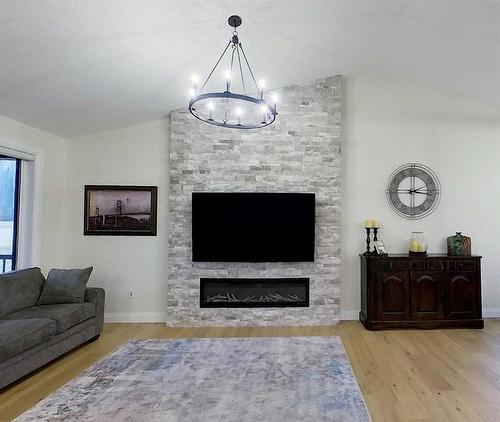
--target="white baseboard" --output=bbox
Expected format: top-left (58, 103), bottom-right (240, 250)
top-left (105, 312), bottom-right (166, 323)
top-left (340, 310), bottom-right (359, 320)
top-left (483, 307), bottom-right (500, 318)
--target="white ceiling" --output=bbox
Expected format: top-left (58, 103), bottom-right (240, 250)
top-left (0, 0), bottom-right (499, 137)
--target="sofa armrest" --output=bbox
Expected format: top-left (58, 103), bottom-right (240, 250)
top-left (84, 287), bottom-right (105, 334)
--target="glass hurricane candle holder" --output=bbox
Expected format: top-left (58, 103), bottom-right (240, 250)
top-left (409, 232), bottom-right (428, 256)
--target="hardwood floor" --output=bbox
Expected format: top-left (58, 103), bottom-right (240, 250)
top-left (1, 320), bottom-right (500, 421)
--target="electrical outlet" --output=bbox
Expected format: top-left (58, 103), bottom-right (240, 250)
top-left (128, 290), bottom-right (134, 299)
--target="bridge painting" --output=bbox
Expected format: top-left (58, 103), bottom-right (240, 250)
top-left (84, 185), bottom-right (157, 236)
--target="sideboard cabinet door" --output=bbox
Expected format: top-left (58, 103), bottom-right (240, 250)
top-left (376, 272), bottom-right (410, 320)
top-left (445, 272), bottom-right (480, 319)
top-left (410, 271), bottom-right (444, 319)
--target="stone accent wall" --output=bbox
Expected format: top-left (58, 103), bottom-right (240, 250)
top-left (167, 76), bottom-right (342, 326)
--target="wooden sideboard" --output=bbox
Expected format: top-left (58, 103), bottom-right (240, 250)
top-left (359, 254), bottom-right (484, 330)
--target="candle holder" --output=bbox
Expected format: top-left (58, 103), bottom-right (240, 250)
top-left (363, 227), bottom-right (372, 256)
top-left (409, 231), bottom-right (428, 256)
top-left (372, 227), bottom-right (379, 255)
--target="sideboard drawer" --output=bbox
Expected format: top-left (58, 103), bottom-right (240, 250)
top-left (377, 261), bottom-right (410, 272)
top-left (377, 261), bottom-right (394, 272)
top-left (428, 260), bottom-right (446, 271)
top-left (411, 261), bottom-right (427, 271)
top-left (450, 260), bottom-right (476, 272)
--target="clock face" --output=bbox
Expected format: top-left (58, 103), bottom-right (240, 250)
top-left (386, 163), bottom-right (441, 220)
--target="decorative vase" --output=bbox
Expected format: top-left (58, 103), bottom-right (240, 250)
top-left (409, 232), bottom-right (428, 256)
top-left (447, 232), bottom-right (471, 256)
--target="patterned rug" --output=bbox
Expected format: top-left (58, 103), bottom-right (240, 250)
top-left (17, 337), bottom-right (370, 421)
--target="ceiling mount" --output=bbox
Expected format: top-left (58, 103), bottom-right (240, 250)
top-left (227, 15), bottom-right (242, 28)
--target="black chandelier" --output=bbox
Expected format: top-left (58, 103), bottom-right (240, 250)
top-left (188, 15), bottom-right (277, 129)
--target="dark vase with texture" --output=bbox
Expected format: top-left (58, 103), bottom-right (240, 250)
top-left (447, 232), bottom-right (471, 256)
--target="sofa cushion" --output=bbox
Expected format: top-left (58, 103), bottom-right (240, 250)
top-left (37, 267), bottom-right (93, 305)
top-left (0, 267), bottom-right (45, 317)
top-left (3, 303), bottom-right (96, 334)
top-left (0, 319), bottom-right (56, 362)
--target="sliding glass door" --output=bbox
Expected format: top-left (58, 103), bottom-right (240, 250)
top-left (0, 155), bottom-right (21, 273)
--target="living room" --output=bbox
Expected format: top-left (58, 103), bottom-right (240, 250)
top-left (0, 1), bottom-right (499, 421)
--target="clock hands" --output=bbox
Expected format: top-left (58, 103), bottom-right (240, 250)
top-left (409, 184), bottom-right (428, 194)
top-left (396, 189), bottom-right (428, 194)
top-left (397, 184), bottom-right (430, 195)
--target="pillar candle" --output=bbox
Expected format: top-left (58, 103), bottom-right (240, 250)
top-left (364, 219), bottom-right (374, 228)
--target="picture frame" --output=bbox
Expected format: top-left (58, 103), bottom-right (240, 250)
top-left (84, 185), bottom-right (157, 236)
top-left (373, 240), bottom-right (388, 256)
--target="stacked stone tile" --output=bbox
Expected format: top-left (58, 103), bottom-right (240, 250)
top-left (168, 76), bottom-right (343, 326)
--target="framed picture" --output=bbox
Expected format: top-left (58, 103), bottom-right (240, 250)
top-left (373, 240), bottom-right (388, 256)
top-left (84, 185), bottom-right (157, 236)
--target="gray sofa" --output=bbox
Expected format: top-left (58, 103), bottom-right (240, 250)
top-left (0, 267), bottom-right (105, 389)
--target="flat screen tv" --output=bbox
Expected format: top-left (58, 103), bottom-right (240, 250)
top-left (192, 192), bottom-right (315, 262)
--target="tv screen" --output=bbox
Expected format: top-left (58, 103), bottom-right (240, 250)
top-left (192, 192), bottom-right (315, 262)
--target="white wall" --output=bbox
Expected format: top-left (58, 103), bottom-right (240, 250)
top-left (341, 73), bottom-right (500, 318)
top-left (0, 116), bottom-right (67, 272)
top-left (64, 119), bottom-right (169, 321)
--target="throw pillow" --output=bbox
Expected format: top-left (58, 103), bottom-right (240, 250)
top-left (37, 267), bottom-right (93, 305)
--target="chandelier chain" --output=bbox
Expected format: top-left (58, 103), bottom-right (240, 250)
top-left (229, 46), bottom-right (236, 91)
top-left (236, 44), bottom-right (247, 95)
top-left (239, 43), bottom-right (261, 94)
top-left (224, 47), bottom-right (237, 122)
top-left (200, 40), bottom-right (232, 92)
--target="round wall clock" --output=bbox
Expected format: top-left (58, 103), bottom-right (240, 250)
top-left (386, 163), bottom-right (441, 220)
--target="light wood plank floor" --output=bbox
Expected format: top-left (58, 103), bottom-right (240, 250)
top-left (1, 320), bottom-right (500, 421)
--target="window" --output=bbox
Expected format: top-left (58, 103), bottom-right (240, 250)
top-left (0, 155), bottom-right (21, 273)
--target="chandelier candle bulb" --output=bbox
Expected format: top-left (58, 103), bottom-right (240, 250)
top-left (258, 79), bottom-right (265, 99)
top-left (223, 69), bottom-right (231, 91)
top-left (208, 101), bottom-right (214, 120)
top-left (271, 93), bottom-right (278, 112)
top-left (260, 104), bottom-right (267, 123)
top-left (236, 107), bottom-right (242, 125)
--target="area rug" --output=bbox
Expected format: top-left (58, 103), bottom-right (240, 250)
top-left (16, 337), bottom-right (370, 422)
